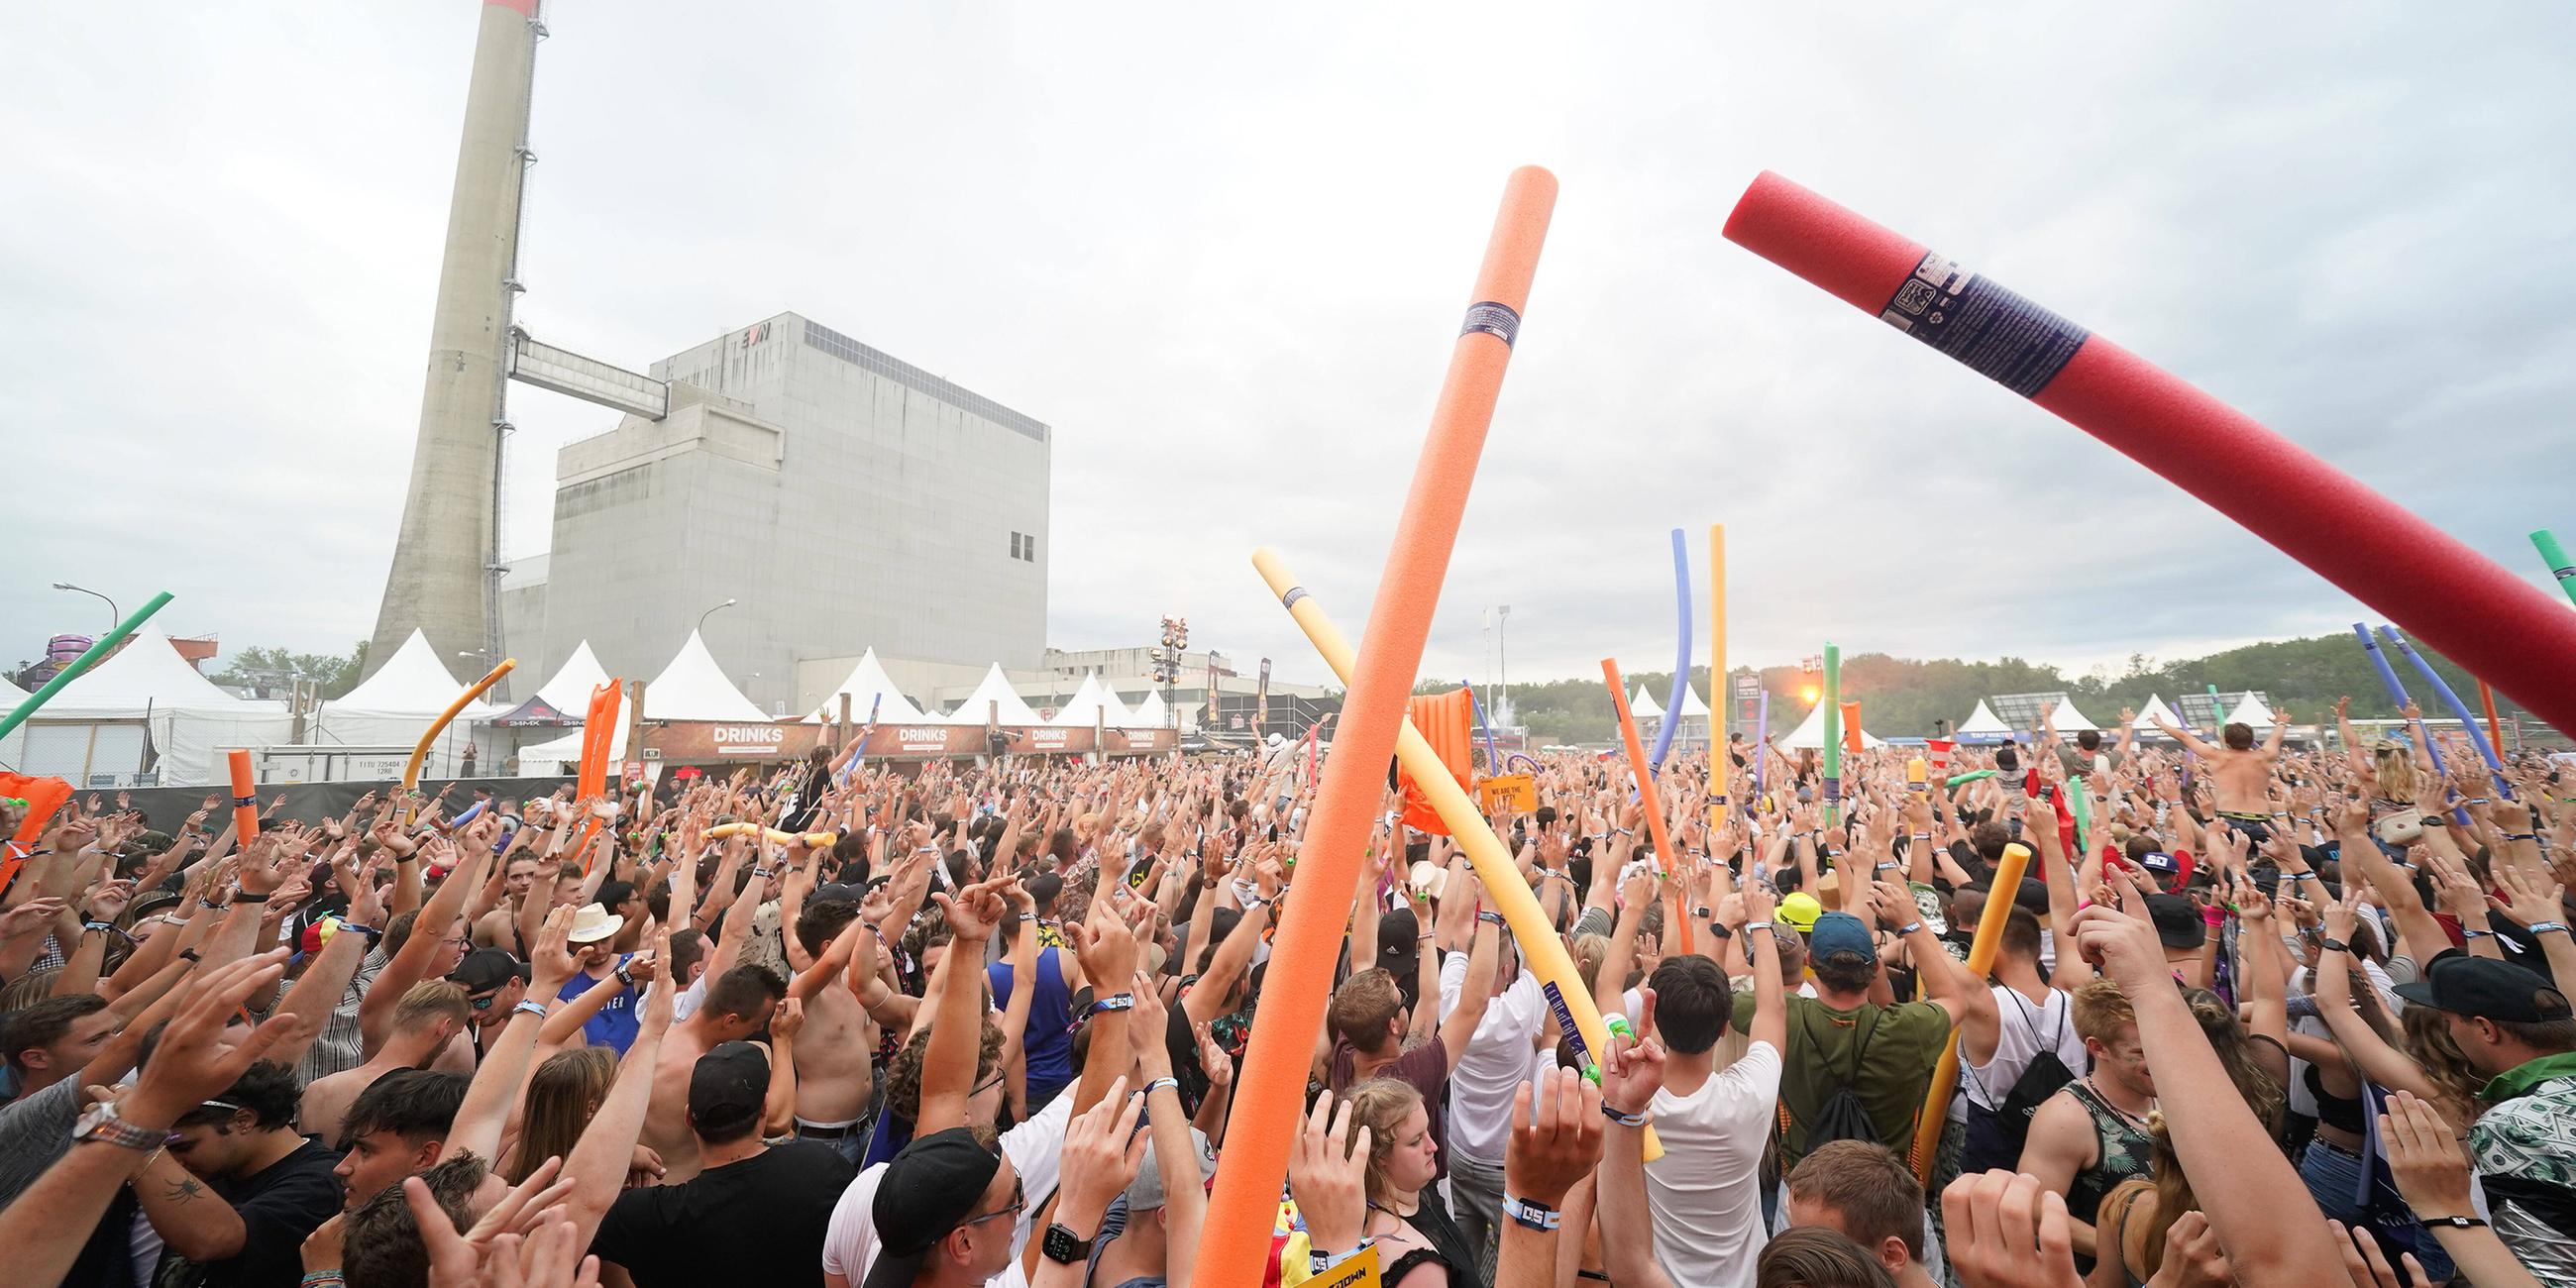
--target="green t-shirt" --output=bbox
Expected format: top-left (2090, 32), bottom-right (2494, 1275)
top-left (1734, 993), bottom-right (1954, 1171)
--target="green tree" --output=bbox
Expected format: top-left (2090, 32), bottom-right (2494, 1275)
top-left (213, 640), bottom-right (369, 700)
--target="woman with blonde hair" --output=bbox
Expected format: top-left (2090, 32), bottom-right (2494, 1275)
top-left (1343, 1077), bottom-right (1481, 1288)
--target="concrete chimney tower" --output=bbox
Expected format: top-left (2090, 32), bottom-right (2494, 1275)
top-left (367, 0), bottom-right (541, 680)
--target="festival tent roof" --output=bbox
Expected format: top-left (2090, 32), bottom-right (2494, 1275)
top-left (1049, 674), bottom-right (1111, 727)
top-left (42, 633), bottom-right (261, 716)
top-left (2223, 693), bottom-right (2280, 727)
top-left (8, 633), bottom-right (292, 787)
top-left (1629, 686), bottom-right (1664, 719)
top-left (333, 629), bottom-right (485, 715)
top-left (534, 641), bottom-right (612, 713)
top-left (2047, 697), bottom-right (2098, 731)
top-left (940, 664), bottom-right (1045, 726)
top-left (804, 648), bottom-right (927, 724)
top-left (1128, 691), bottom-right (1170, 729)
top-left (1956, 700), bottom-right (2013, 737)
top-left (1774, 701), bottom-right (1886, 750)
top-left (1098, 685), bottom-right (1139, 729)
top-left (2128, 695), bottom-right (2185, 735)
top-left (1677, 685), bottom-right (1710, 717)
top-left (644, 631), bottom-right (771, 724)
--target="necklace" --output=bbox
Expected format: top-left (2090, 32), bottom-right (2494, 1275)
top-left (1368, 1197), bottom-right (1419, 1222)
top-left (2086, 1075), bottom-right (2158, 1132)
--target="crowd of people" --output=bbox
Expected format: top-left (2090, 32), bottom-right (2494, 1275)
top-left (0, 699), bottom-right (2571, 1288)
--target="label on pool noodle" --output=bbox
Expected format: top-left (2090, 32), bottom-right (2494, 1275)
top-left (1543, 980), bottom-right (1592, 1071)
top-left (1460, 301), bottom-right (1522, 348)
top-left (1879, 251), bottom-right (2088, 398)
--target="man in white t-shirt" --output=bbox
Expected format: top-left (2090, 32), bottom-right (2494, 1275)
top-left (1640, 887), bottom-right (1786, 1288)
top-left (818, 1092), bottom-right (1073, 1288)
top-left (1440, 933), bottom-right (1548, 1274)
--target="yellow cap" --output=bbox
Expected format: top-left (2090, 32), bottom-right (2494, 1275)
top-left (1778, 891), bottom-right (1824, 931)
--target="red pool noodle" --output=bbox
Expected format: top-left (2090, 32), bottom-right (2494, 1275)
top-left (1199, 165), bottom-right (1556, 1288)
top-left (1722, 172), bottom-right (2576, 735)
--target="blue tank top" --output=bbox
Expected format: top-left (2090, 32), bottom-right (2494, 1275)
top-left (991, 946), bottom-right (1074, 1099)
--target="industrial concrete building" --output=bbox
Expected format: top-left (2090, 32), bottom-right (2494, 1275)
top-left (506, 312), bottom-right (1051, 714)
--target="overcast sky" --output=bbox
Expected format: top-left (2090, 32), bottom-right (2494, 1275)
top-left (8, 2), bottom-right (2573, 696)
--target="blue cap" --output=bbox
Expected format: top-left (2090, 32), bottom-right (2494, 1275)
top-left (1808, 911), bottom-right (1876, 964)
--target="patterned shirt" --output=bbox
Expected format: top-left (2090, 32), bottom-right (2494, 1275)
top-left (2471, 1051), bottom-right (2576, 1282)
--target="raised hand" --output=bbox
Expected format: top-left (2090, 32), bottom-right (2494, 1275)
top-left (1289, 1090), bottom-right (1370, 1257)
top-left (123, 950), bottom-right (309, 1127)
top-left (1941, 1171), bottom-right (2082, 1288)
top-left (1507, 1066), bottom-right (1604, 1210)
top-left (1054, 1077), bottom-right (1148, 1227)
top-left (2489, 862), bottom-right (2566, 930)
top-left (1598, 988), bottom-right (1664, 1118)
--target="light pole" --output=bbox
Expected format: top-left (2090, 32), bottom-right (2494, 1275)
top-left (697, 598), bottom-right (738, 636)
top-left (1496, 604), bottom-right (1512, 728)
top-left (51, 583), bottom-right (118, 634)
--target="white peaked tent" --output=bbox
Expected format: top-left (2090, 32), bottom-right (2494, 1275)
top-left (1629, 686), bottom-right (1664, 719)
top-left (332, 629), bottom-right (479, 715)
top-left (1774, 701), bottom-right (1886, 750)
top-left (535, 641), bottom-right (611, 712)
top-left (941, 664), bottom-right (1044, 726)
top-left (805, 648), bottom-right (926, 723)
top-left (1049, 674), bottom-right (1111, 727)
top-left (313, 629), bottom-right (500, 777)
top-left (2047, 697), bottom-right (2098, 731)
top-left (0, 633), bottom-right (292, 786)
top-left (1128, 691), bottom-right (1171, 729)
top-left (1677, 685), bottom-right (1711, 717)
top-left (642, 631), bottom-right (771, 723)
top-left (1098, 685), bottom-right (1139, 729)
top-left (2223, 693), bottom-right (2279, 728)
top-left (524, 631), bottom-right (768, 766)
top-left (1956, 699), bottom-right (2014, 742)
top-left (2129, 695), bottom-right (2184, 735)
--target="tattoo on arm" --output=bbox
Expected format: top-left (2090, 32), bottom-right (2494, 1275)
top-left (164, 1176), bottom-right (204, 1204)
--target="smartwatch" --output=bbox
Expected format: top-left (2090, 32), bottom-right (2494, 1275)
top-left (1041, 1223), bottom-right (1094, 1264)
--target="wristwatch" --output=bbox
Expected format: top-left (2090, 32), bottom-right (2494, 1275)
top-left (74, 1100), bottom-right (164, 1151)
top-left (1041, 1223), bottom-right (1094, 1264)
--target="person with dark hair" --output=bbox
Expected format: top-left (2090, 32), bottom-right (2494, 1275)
top-left (331, 1068), bottom-right (469, 1212)
top-left (593, 1042), bottom-right (856, 1287)
top-left (135, 1058), bottom-right (344, 1288)
top-left (2, 994), bottom-right (115, 1101)
top-left (1640, 880), bottom-right (1786, 1288)
top-left (642, 963), bottom-right (787, 1186)
top-left (335, 1148), bottom-right (493, 1288)
top-left (2151, 705), bottom-right (2292, 840)
top-left (2397, 952), bottom-right (2576, 1278)
top-left (785, 899), bottom-right (879, 1160)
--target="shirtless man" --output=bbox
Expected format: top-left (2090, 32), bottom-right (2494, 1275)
top-left (785, 899), bottom-right (881, 1163)
top-left (298, 980), bottom-right (470, 1146)
top-left (639, 963), bottom-right (788, 1185)
top-left (2148, 706), bottom-right (2291, 840)
top-left (472, 853), bottom-right (541, 951)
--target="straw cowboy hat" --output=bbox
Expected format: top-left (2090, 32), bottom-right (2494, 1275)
top-left (567, 904), bottom-right (625, 945)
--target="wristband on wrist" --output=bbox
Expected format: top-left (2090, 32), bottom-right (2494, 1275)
top-left (1897, 921), bottom-right (1923, 936)
top-left (1502, 1194), bottom-right (1562, 1231)
top-left (2201, 907), bottom-right (2226, 927)
top-left (2529, 921), bottom-right (2570, 935)
top-left (1601, 1101), bottom-right (1648, 1127)
top-left (1745, 920), bottom-right (1772, 933)
top-left (2419, 1214), bottom-right (2488, 1229)
top-left (232, 891), bottom-right (270, 905)
top-left (1091, 993), bottom-right (1135, 1014)
top-left (1477, 911), bottom-right (1505, 926)
top-left (1142, 1076), bottom-right (1180, 1097)
top-left (512, 999), bottom-right (550, 1020)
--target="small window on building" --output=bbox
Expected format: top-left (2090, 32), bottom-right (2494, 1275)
top-left (1022, 534), bottom-right (1036, 563)
top-left (1010, 532), bottom-right (1023, 559)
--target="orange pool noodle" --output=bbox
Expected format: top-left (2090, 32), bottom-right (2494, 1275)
top-left (1199, 166), bottom-right (1556, 1288)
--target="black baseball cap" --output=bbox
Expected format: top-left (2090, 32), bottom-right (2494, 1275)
top-left (2396, 955), bottom-right (2573, 1023)
top-left (687, 1040), bottom-right (771, 1138)
top-left (2145, 894), bottom-right (2205, 951)
top-left (447, 948), bottom-right (528, 995)
top-left (865, 1127), bottom-right (1006, 1288)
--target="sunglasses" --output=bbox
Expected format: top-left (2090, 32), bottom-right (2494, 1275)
top-left (469, 991), bottom-right (499, 1011)
top-left (961, 1175), bottom-right (1024, 1229)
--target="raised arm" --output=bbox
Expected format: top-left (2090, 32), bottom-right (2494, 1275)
top-left (360, 835), bottom-right (490, 1056)
top-left (1593, 992), bottom-right (1678, 1288)
top-left (1440, 908), bottom-right (1502, 1073)
top-left (448, 907), bottom-right (579, 1162)
top-left (563, 928), bottom-right (674, 1248)
top-left (2071, 906), bottom-right (2347, 1288)
top-left (2154, 714), bottom-right (2219, 758)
